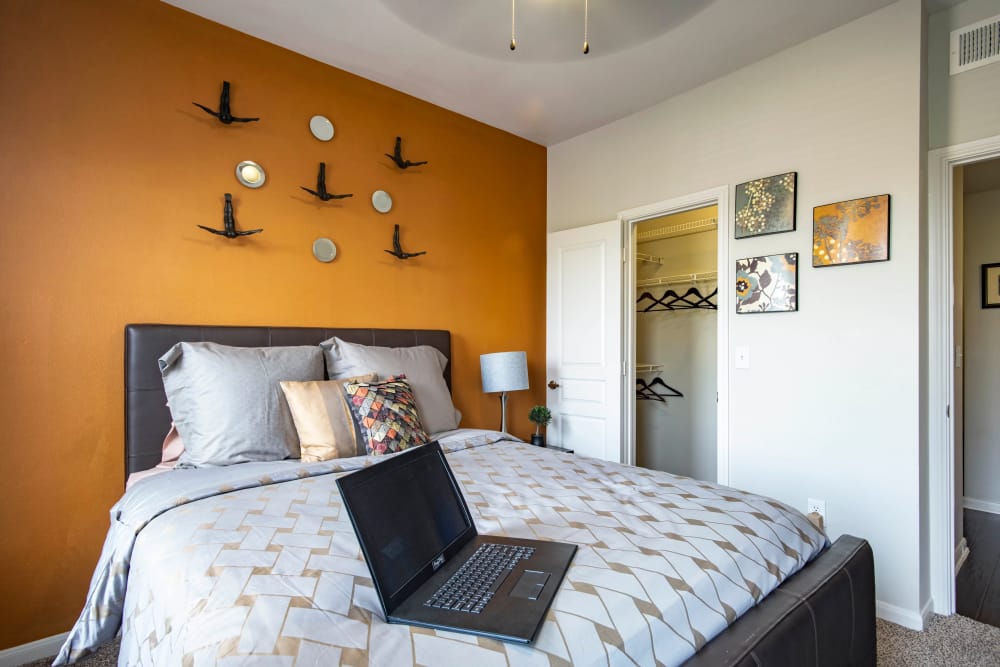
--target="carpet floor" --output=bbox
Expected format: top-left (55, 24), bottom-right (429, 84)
top-left (876, 614), bottom-right (1000, 666)
top-left (21, 614), bottom-right (1000, 666)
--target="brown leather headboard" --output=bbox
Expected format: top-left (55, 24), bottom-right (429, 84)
top-left (124, 324), bottom-right (451, 477)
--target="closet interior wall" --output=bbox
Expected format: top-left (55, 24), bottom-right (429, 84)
top-left (635, 207), bottom-right (718, 481)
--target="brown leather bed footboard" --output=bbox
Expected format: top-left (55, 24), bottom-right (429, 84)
top-left (685, 535), bottom-right (875, 666)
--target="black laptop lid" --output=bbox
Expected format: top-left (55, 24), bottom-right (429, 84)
top-left (337, 442), bottom-right (477, 614)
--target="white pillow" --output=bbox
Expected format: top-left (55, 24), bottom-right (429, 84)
top-left (159, 342), bottom-right (325, 467)
top-left (320, 337), bottom-right (461, 434)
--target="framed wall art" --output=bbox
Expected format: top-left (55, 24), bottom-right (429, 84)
top-left (982, 263), bottom-right (1000, 308)
top-left (813, 194), bottom-right (890, 267)
top-left (734, 171), bottom-right (797, 238)
top-left (735, 253), bottom-right (798, 314)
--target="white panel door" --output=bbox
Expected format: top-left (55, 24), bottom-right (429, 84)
top-left (546, 220), bottom-right (623, 462)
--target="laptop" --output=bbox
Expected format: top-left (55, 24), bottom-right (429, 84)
top-left (336, 441), bottom-right (577, 644)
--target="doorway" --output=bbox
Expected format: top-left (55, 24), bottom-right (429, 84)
top-left (928, 133), bottom-right (1000, 616)
top-left (954, 156), bottom-right (1000, 628)
top-left (620, 186), bottom-right (730, 483)
top-left (633, 206), bottom-right (719, 480)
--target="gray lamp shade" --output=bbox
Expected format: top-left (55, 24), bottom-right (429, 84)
top-left (480, 351), bottom-right (529, 393)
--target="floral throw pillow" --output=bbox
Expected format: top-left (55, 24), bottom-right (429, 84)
top-left (344, 375), bottom-right (429, 455)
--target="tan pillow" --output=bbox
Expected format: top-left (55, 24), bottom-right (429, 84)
top-left (280, 373), bottom-right (377, 462)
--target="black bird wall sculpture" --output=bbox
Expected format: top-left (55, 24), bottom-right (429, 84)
top-left (192, 81), bottom-right (260, 125)
top-left (198, 193), bottom-right (263, 239)
top-left (300, 162), bottom-right (353, 201)
top-left (384, 224), bottom-right (426, 259)
top-left (385, 136), bottom-right (428, 169)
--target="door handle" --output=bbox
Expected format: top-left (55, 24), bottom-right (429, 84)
top-left (547, 380), bottom-right (560, 390)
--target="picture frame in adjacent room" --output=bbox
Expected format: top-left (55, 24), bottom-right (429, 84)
top-left (981, 262), bottom-right (1000, 308)
top-left (812, 194), bottom-right (890, 267)
top-left (734, 171), bottom-right (797, 239)
top-left (735, 253), bottom-right (798, 314)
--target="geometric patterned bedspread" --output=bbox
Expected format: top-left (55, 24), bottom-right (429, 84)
top-left (55, 430), bottom-right (827, 666)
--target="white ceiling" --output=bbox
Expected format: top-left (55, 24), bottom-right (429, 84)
top-left (164, 0), bottom-right (959, 146)
top-left (964, 158), bottom-right (1000, 194)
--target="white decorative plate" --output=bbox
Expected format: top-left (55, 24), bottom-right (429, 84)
top-left (312, 238), bottom-right (338, 263)
top-left (371, 190), bottom-right (393, 213)
top-left (309, 115), bottom-right (334, 141)
top-left (235, 160), bottom-right (266, 188)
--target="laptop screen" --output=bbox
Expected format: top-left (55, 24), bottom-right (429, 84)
top-left (338, 443), bottom-right (474, 606)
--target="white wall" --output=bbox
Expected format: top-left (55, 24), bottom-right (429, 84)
top-left (549, 0), bottom-right (926, 622)
top-left (962, 187), bottom-right (1000, 508)
top-left (928, 0), bottom-right (1000, 149)
top-left (635, 226), bottom-right (717, 481)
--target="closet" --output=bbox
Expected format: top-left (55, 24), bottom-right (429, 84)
top-left (634, 206), bottom-right (718, 481)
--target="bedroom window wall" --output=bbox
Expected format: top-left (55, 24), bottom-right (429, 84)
top-left (634, 206), bottom-right (719, 481)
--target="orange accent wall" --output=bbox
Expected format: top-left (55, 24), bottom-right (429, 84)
top-left (0, 0), bottom-right (546, 649)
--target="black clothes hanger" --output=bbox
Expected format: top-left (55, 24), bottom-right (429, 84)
top-left (647, 377), bottom-right (683, 397)
top-left (635, 377), bottom-right (683, 401)
top-left (636, 379), bottom-right (666, 402)
top-left (637, 286), bottom-right (718, 312)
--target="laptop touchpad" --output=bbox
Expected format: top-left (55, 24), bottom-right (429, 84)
top-left (509, 570), bottom-right (550, 601)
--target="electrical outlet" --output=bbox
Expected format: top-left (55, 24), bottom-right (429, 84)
top-left (807, 498), bottom-right (826, 521)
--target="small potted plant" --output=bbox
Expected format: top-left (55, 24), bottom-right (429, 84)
top-left (528, 405), bottom-right (552, 447)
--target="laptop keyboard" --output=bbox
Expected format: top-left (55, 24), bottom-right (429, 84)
top-left (424, 543), bottom-right (535, 614)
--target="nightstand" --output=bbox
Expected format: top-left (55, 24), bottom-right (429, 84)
top-left (542, 445), bottom-right (574, 454)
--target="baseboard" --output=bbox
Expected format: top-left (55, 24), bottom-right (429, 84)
top-left (964, 496), bottom-right (1000, 515)
top-left (0, 632), bottom-right (67, 667)
top-left (920, 597), bottom-right (934, 628)
top-left (955, 536), bottom-right (970, 574)
top-left (876, 600), bottom-right (926, 631)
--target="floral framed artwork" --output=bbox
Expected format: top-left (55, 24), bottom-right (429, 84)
top-left (735, 253), bottom-right (798, 314)
top-left (813, 194), bottom-right (890, 267)
top-left (734, 171), bottom-right (797, 238)
top-left (982, 263), bottom-right (1000, 308)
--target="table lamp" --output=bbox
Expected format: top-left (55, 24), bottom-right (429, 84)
top-left (480, 351), bottom-right (529, 434)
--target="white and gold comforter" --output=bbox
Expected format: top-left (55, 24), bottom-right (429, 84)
top-left (56, 430), bottom-right (826, 666)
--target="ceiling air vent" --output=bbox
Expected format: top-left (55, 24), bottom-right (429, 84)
top-left (950, 14), bottom-right (1000, 75)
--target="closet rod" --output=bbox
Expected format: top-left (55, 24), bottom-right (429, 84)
top-left (637, 271), bottom-right (718, 288)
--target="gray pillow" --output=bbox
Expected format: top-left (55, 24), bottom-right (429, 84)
top-left (159, 342), bottom-right (324, 467)
top-left (320, 337), bottom-right (461, 435)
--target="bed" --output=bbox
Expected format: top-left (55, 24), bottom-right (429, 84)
top-left (55, 324), bottom-right (875, 666)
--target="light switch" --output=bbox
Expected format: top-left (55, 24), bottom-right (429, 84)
top-left (735, 346), bottom-right (750, 369)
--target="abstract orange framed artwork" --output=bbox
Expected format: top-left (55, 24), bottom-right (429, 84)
top-left (812, 194), bottom-right (890, 267)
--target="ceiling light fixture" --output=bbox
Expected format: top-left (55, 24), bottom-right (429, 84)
top-left (510, 0), bottom-right (591, 55)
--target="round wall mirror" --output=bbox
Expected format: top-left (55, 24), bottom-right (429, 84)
top-left (309, 115), bottom-right (335, 141)
top-left (312, 238), bottom-right (338, 263)
top-left (235, 160), bottom-right (266, 188)
top-left (371, 190), bottom-right (393, 213)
